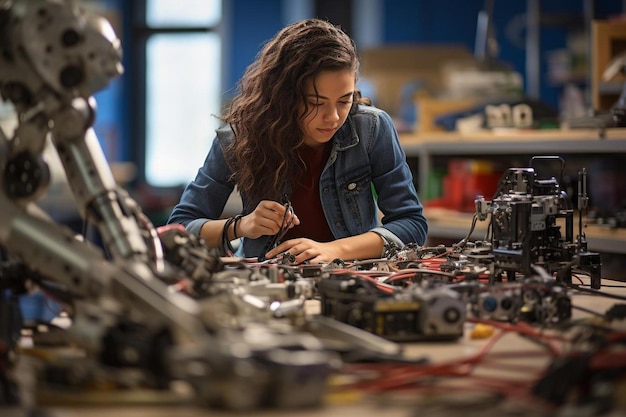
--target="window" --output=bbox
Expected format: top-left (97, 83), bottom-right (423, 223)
top-left (142, 0), bottom-right (222, 187)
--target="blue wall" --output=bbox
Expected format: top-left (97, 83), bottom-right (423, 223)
top-left (223, 0), bottom-right (284, 99)
top-left (382, 0), bottom-right (526, 78)
top-left (224, 0), bottom-right (623, 111)
top-left (93, 0), bottom-right (624, 165)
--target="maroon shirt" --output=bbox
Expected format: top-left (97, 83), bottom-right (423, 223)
top-left (283, 143), bottom-right (334, 242)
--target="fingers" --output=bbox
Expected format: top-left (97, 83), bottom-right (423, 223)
top-left (265, 239), bottom-right (322, 264)
top-left (264, 240), bottom-right (294, 261)
top-left (289, 212), bottom-right (300, 227)
top-left (254, 200), bottom-right (293, 234)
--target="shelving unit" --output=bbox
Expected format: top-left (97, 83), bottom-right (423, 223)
top-left (400, 127), bottom-right (626, 194)
top-left (591, 19), bottom-right (626, 112)
top-left (398, 127), bottom-right (626, 255)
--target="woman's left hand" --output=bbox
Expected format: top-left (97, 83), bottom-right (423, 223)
top-left (264, 238), bottom-right (340, 264)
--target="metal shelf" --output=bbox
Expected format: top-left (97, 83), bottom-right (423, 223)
top-left (399, 128), bottom-right (626, 196)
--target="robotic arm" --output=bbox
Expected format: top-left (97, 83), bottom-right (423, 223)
top-left (0, 0), bottom-right (150, 262)
top-left (0, 0), bottom-right (195, 344)
top-left (0, 0), bottom-right (334, 410)
top-left (0, 0), bottom-right (215, 379)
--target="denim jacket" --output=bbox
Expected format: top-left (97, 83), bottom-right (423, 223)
top-left (167, 105), bottom-right (428, 258)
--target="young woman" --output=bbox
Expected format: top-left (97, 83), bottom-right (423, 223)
top-left (167, 18), bottom-right (428, 263)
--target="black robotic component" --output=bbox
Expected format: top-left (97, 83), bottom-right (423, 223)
top-left (317, 274), bottom-right (466, 342)
top-left (470, 276), bottom-right (572, 324)
top-left (475, 156), bottom-right (602, 289)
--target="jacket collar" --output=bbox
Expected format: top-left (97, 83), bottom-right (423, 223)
top-left (332, 114), bottom-right (359, 151)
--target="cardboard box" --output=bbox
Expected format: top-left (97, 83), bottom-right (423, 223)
top-left (360, 45), bottom-right (476, 117)
top-left (415, 96), bottom-right (477, 133)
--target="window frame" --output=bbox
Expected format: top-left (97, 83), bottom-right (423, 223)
top-left (130, 0), bottom-right (223, 189)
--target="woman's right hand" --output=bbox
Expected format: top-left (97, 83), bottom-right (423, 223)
top-left (237, 200), bottom-right (299, 239)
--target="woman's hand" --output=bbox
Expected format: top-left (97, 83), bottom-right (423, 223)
top-left (265, 238), bottom-right (341, 264)
top-left (237, 200), bottom-right (299, 239)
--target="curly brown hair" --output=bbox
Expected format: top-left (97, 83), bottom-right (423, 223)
top-left (222, 18), bottom-right (368, 210)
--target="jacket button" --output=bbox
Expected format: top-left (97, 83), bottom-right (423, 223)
top-left (323, 187), bottom-right (328, 193)
top-left (347, 182), bottom-right (356, 190)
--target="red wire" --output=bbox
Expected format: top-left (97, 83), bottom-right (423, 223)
top-left (337, 315), bottom-right (572, 397)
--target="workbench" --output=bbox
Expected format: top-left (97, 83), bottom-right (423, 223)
top-left (6, 275), bottom-right (626, 417)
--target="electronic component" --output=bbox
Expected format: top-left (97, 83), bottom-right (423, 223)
top-left (318, 274), bottom-right (466, 342)
top-left (475, 156), bottom-right (602, 288)
top-left (473, 285), bottom-right (522, 322)
top-left (380, 242), bottom-right (574, 327)
top-left (471, 279), bottom-right (571, 324)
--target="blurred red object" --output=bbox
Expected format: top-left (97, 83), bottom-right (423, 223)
top-left (425, 159), bottom-right (502, 213)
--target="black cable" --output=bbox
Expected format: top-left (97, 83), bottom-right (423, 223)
top-left (568, 284), bottom-right (626, 302)
top-left (571, 304), bottom-right (605, 318)
top-left (455, 213), bottom-right (479, 248)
